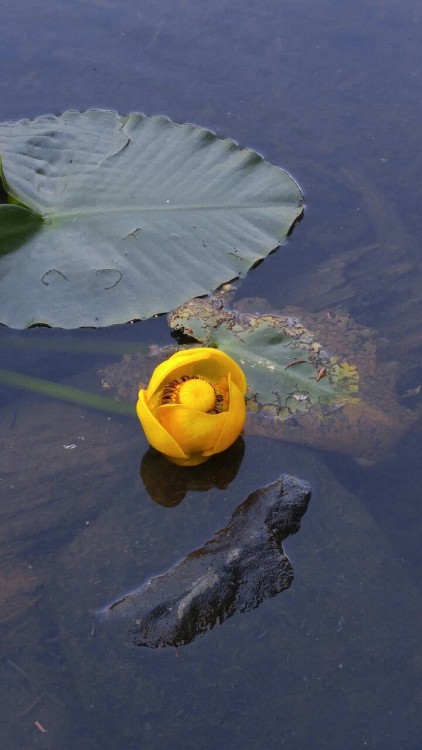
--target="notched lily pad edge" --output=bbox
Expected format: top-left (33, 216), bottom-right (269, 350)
top-left (0, 110), bottom-right (304, 329)
top-left (0, 109), bottom-right (304, 219)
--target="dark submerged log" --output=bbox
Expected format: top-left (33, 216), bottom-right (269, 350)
top-left (103, 474), bottom-right (311, 648)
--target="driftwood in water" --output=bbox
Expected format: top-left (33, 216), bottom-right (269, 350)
top-left (104, 475), bottom-right (311, 648)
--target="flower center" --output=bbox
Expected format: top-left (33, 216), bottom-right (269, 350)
top-left (178, 378), bottom-right (216, 411)
top-left (161, 375), bottom-right (224, 413)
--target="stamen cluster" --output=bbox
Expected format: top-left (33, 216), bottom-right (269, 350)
top-left (161, 375), bottom-right (224, 414)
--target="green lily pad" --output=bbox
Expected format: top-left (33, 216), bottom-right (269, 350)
top-left (168, 292), bottom-right (360, 418)
top-left (0, 110), bottom-right (303, 329)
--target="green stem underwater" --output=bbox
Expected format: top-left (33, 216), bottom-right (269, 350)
top-left (0, 368), bottom-right (134, 417)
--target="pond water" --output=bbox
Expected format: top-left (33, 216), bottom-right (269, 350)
top-left (1, 0), bottom-right (421, 748)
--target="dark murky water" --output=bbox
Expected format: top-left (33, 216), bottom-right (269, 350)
top-left (1, 0), bottom-right (421, 748)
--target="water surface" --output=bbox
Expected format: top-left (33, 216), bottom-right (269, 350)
top-left (1, 0), bottom-right (421, 748)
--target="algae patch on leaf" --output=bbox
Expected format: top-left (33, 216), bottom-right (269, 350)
top-left (168, 293), bottom-right (360, 420)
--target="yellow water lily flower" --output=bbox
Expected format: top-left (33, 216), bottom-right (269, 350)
top-left (137, 347), bottom-right (247, 466)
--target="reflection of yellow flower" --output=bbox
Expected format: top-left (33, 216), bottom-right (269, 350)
top-left (137, 348), bottom-right (246, 466)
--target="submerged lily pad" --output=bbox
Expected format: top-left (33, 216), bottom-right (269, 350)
top-left (0, 110), bottom-right (303, 329)
top-left (168, 292), bottom-right (360, 419)
top-left (100, 290), bottom-right (418, 463)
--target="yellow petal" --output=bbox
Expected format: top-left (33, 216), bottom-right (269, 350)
top-left (167, 453), bottom-right (210, 467)
top-left (146, 349), bottom-right (214, 400)
top-left (154, 403), bottom-right (226, 456)
top-left (136, 390), bottom-right (187, 460)
top-left (186, 348), bottom-right (247, 393)
top-left (147, 348), bottom-right (247, 401)
top-left (204, 373), bottom-right (245, 456)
